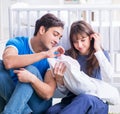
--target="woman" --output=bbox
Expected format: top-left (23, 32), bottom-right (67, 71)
top-left (46, 20), bottom-right (113, 114)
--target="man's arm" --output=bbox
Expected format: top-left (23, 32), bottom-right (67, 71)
top-left (3, 46), bottom-right (65, 69)
top-left (31, 70), bottom-right (56, 99)
top-left (14, 68), bottom-right (56, 99)
top-left (2, 47), bottom-right (48, 69)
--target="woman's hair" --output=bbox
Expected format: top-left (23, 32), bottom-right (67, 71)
top-left (34, 13), bottom-right (64, 36)
top-left (66, 20), bottom-right (101, 76)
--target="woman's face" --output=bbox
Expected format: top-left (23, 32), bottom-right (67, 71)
top-left (73, 34), bottom-right (91, 55)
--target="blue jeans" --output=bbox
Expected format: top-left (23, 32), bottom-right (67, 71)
top-left (46, 93), bottom-right (108, 114)
top-left (0, 60), bottom-right (52, 114)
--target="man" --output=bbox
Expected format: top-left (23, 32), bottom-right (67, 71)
top-left (0, 13), bottom-right (65, 114)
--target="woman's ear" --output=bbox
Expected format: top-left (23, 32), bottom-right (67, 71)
top-left (89, 34), bottom-right (93, 40)
top-left (39, 26), bottom-right (45, 35)
top-left (91, 37), bottom-right (95, 46)
top-left (90, 37), bottom-right (94, 41)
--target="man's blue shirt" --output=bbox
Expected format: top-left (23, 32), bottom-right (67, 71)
top-left (6, 36), bottom-right (50, 83)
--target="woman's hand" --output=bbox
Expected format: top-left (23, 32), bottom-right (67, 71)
top-left (53, 62), bottom-right (66, 85)
top-left (90, 33), bottom-right (102, 51)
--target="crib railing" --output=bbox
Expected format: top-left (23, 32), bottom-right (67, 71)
top-left (8, 4), bottom-right (120, 82)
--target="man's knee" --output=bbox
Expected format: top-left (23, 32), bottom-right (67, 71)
top-left (0, 60), bottom-right (10, 82)
top-left (24, 65), bottom-right (43, 81)
top-left (0, 60), bottom-right (5, 70)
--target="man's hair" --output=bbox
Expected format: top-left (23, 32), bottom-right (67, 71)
top-left (34, 13), bottom-right (64, 36)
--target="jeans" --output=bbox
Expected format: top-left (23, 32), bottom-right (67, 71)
top-left (0, 60), bottom-right (52, 114)
top-left (46, 93), bottom-right (108, 114)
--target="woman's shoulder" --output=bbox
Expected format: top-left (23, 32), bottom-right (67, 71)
top-left (103, 49), bottom-right (109, 56)
top-left (103, 49), bottom-right (108, 54)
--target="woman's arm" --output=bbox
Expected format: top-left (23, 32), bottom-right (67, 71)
top-left (94, 50), bottom-right (113, 82)
top-left (52, 61), bottom-right (69, 94)
top-left (91, 33), bottom-right (113, 82)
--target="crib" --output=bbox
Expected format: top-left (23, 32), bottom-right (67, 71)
top-left (7, 3), bottom-right (120, 113)
top-left (8, 3), bottom-right (120, 80)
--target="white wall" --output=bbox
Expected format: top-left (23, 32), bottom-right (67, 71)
top-left (0, 0), bottom-right (11, 40)
top-left (0, 0), bottom-right (4, 40)
top-left (17, 0), bottom-right (63, 5)
top-left (112, 0), bottom-right (120, 4)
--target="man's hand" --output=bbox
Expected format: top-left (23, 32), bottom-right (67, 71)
top-left (14, 68), bottom-right (34, 83)
top-left (46, 46), bottom-right (65, 58)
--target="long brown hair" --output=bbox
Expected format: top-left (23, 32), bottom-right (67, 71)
top-left (66, 20), bottom-right (100, 76)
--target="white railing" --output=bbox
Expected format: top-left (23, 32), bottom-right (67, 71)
top-left (8, 4), bottom-right (120, 83)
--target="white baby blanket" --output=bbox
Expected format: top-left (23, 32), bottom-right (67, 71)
top-left (48, 55), bottom-right (120, 105)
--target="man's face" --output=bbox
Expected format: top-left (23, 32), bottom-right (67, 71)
top-left (40, 26), bottom-right (63, 50)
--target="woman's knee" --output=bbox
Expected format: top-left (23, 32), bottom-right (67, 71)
top-left (46, 103), bottom-right (65, 114)
top-left (73, 93), bottom-right (96, 107)
top-left (76, 94), bottom-right (108, 113)
top-left (75, 93), bottom-right (91, 101)
top-left (0, 61), bottom-right (14, 87)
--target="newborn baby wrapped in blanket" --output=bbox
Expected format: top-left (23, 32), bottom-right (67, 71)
top-left (48, 54), bottom-right (120, 105)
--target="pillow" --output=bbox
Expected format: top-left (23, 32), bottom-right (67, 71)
top-left (48, 55), bottom-right (120, 105)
